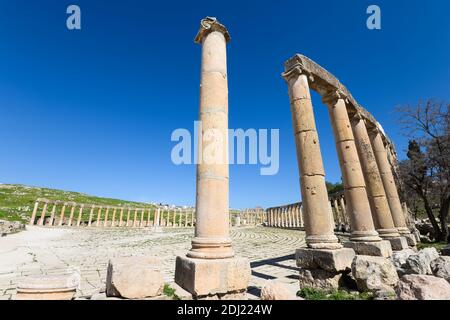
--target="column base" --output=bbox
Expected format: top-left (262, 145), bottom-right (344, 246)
top-left (16, 274), bottom-right (78, 300)
top-left (187, 237), bottom-right (235, 259)
top-left (298, 268), bottom-right (349, 291)
top-left (343, 240), bottom-right (392, 257)
top-left (387, 237), bottom-right (409, 251)
top-left (349, 230), bottom-right (382, 242)
top-left (174, 256), bottom-right (251, 299)
top-left (377, 228), bottom-right (401, 239)
top-left (295, 247), bottom-right (355, 272)
top-left (305, 234), bottom-right (342, 250)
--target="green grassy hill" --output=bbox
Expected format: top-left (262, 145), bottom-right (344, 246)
top-left (0, 184), bottom-right (156, 223)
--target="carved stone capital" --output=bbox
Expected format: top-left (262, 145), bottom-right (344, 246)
top-left (321, 89), bottom-right (348, 106)
top-left (194, 17), bottom-right (230, 44)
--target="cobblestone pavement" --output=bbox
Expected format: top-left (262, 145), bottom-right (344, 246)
top-left (0, 226), bottom-right (306, 300)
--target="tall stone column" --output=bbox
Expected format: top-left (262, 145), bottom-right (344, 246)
top-left (88, 206), bottom-right (95, 227)
top-left (119, 208), bottom-right (124, 227)
top-left (175, 17), bottom-right (250, 299)
top-left (282, 62), bottom-right (340, 249)
top-left (172, 209), bottom-right (177, 227)
top-left (68, 204), bottom-right (76, 227)
top-left (59, 203), bottom-right (67, 227)
top-left (96, 207), bottom-right (102, 227)
top-left (140, 209), bottom-right (144, 227)
top-left (323, 90), bottom-right (391, 257)
top-left (29, 200), bottom-right (40, 226)
top-left (299, 205), bottom-right (304, 228)
top-left (77, 205), bottom-right (84, 227)
top-left (339, 196), bottom-right (347, 224)
top-left (126, 208), bottom-right (131, 227)
top-left (103, 207), bottom-right (109, 227)
top-left (132, 209), bottom-right (138, 227)
top-left (112, 208), bottom-right (117, 227)
top-left (333, 199), bottom-right (341, 224)
top-left (370, 128), bottom-right (416, 247)
top-left (147, 209), bottom-right (151, 227)
top-left (38, 201), bottom-right (49, 226)
top-left (154, 208), bottom-right (160, 227)
top-left (351, 114), bottom-right (408, 250)
top-left (49, 203), bottom-right (57, 226)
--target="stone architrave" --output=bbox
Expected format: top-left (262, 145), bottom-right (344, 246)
top-left (175, 17), bottom-right (250, 299)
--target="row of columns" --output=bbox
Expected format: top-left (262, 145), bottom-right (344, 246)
top-left (282, 54), bottom-right (415, 250)
top-left (29, 199), bottom-right (197, 228)
top-left (266, 203), bottom-right (304, 228)
top-left (239, 209), bottom-right (265, 225)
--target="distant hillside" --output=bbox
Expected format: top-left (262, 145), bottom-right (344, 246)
top-left (0, 184), bottom-right (155, 223)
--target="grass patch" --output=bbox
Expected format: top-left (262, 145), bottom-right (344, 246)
top-left (163, 284), bottom-right (180, 300)
top-left (417, 241), bottom-right (448, 251)
top-left (297, 287), bottom-right (374, 300)
top-left (0, 183), bottom-right (156, 223)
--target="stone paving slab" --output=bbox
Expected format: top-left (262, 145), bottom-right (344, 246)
top-left (0, 226), bottom-right (306, 299)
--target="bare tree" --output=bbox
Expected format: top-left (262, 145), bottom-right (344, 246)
top-left (396, 99), bottom-right (450, 242)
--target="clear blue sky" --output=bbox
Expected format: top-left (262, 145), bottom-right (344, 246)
top-left (1, 0), bottom-right (449, 208)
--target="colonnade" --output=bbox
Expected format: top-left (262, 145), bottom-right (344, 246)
top-left (281, 54), bottom-right (416, 251)
top-left (28, 199), bottom-right (197, 228)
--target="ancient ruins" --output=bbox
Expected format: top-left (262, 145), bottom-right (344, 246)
top-left (2, 16), bottom-right (449, 301)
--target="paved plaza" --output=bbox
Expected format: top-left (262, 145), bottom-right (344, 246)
top-left (0, 226), bottom-right (307, 300)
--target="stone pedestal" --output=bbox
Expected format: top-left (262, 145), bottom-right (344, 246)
top-left (403, 233), bottom-right (417, 247)
top-left (175, 256), bottom-right (251, 299)
top-left (296, 248), bottom-right (355, 290)
top-left (388, 236), bottom-right (409, 251)
top-left (16, 274), bottom-right (79, 300)
top-left (344, 240), bottom-right (393, 257)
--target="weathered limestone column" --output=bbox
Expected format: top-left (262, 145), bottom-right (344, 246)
top-left (59, 203), bottom-right (67, 227)
top-left (147, 209), bottom-right (151, 227)
top-left (96, 207), bottom-right (102, 227)
top-left (370, 128), bottom-right (416, 247)
top-left (103, 207), bottom-right (109, 227)
top-left (333, 199), bottom-right (341, 224)
top-left (111, 208), bottom-right (117, 227)
top-left (339, 196), bottom-right (347, 224)
top-left (323, 90), bottom-right (390, 257)
top-left (38, 201), bottom-right (48, 226)
top-left (49, 203), bottom-right (57, 226)
top-left (88, 206), bottom-right (95, 227)
top-left (68, 204), bottom-right (76, 227)
top-left (282, 61), bottom-right (340, 249)
top-left (155, 208), bottom-right (160, 227)
top-left (29, 200), bottom-right (40, 225)
top-left (139, 209), bottom-right (144, 227)
top-left (172, 209), bottom-right (177, 227)
top-left (77, 205), bottom-right (83, 227)
top-left (119, 208), bottom-right (124, 227)
top-left (126, 208), bottom-right (131, 227)
top-left (184, 209), bottom-right (188, 227)
top-left (351, 114), bottom-right (408, 250)
top-left (175, 17), bottom-right (250, 299)
top-left (131, 209), bottom-right (137, 227)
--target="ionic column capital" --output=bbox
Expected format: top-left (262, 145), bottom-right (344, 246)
top-left (194, 17), bottom-right (230, 44)
top-left (322, 89), bottom-right (348, 105)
